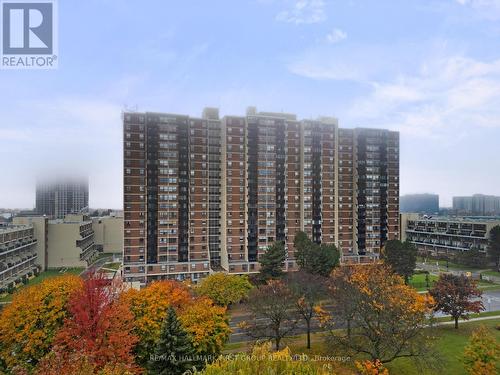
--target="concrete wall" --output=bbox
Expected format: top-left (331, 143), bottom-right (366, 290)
top-left (47, 222), bottom-right (87, 268)
top-left (92, 216), bottom-right (123, 253)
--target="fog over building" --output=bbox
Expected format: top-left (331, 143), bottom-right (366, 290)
top-left (36, 176), bottom-right (89, 219)
top-left (400, 194), bottom-right (439, 214)
top-left (452, 194), bottom-right (500, 216)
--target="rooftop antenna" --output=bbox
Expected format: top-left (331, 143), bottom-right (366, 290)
top-left (123, 104), bottom-right (139, 113)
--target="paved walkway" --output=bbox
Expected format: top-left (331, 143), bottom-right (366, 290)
top-left (435, 314), bottom-right (500, 326)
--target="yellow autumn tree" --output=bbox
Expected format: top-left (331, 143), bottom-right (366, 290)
top-left (327, 264), bottom-right (435, 366)
top-left (463, 325), bottom-right (500, 375)
top-left (0, 275), bottom-right (83, 371)
top-left (179, 296), bottom-right (231, 356)
top-left (196, 342), bottom-right (350, 374)
top-left (195, 272), bottom-right (253, 306)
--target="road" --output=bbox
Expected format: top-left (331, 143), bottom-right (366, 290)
top-left (228, 290), bottom-right (500, 343)
top-left (80, 255), bottom-right (113, 279)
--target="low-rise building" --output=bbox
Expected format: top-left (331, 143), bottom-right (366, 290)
top-left (14, 214), bottom-right (98, 269)
top-left (92, 215), bottom-right (124, 254)
top-left (400, 213), bottom-right (500, 256)
top-left (0, 225), bottom-right (38, 290)
top-left (46, 214), bottom-right (98, 268)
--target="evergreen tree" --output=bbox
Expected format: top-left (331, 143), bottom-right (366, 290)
top-left (259, 241), bottom-right (286, 280)
top-left (293, 232), bottom-right (339, 277)
top-left (487, 225), bottom-right (500, 271)
top-left (147, 307), bottom-right (198, 375)
top-left (309, 243), bottom-right (340, 277)
top-left (293, 231), bottom-right (310, 268)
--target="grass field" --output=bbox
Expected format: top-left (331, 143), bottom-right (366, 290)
top-left (417, 257), bottom-right (483, 271)
top-left (0, 267), bottom-right (84, 302)
top-left (386, 319), bottom-right (500, 375)
top-left (409, 273), bottom-right (438, 290)
top-left (224, 319), bottom-right (500, 374)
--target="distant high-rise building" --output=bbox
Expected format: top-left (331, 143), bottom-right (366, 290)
top-left (452, 194), bottom-right (500, 216)
top-left (123, 108), bottom-right (400, 284)
top-left (400, 194), bottom-right (439, 214)
top-left (36, 177), bottom-right (89, 219)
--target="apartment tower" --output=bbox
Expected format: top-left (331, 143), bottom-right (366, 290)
top-left (36, 177), bottom-right (89, 219)
top-left (123, 108), bottom-right (399, 284)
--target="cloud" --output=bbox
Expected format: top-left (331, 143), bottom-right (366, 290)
top-left (455, 0), bottom-right (500, 19)
top-left (276, 0), bottom-right (326, 24)
top-left (326, 28), bottom-right (347, 44)
top-left (287, 43), bottom-right (403, 81)
top-left (346, 56), bottom-right (500, 139)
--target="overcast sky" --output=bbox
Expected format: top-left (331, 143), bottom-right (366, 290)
top-left (1, 0), bottom-right (500, 209)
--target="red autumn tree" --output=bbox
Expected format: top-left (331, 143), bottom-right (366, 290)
top-left (39, 272), bottom-right (140, 373)
top-left (429, 273), bottom-right (484, 329)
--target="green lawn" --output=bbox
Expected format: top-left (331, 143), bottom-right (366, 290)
top-left (434, 310), bottom-right (500, 323)
top-left (224, 319), bottom-right (500, 374)
top-left (0, 267), bottom-right (84, 302)
top-left (417, 257), bottom-right (485, 272)
top-left (409, 273), bottom-right (438, 291)
top-left (387, 319), bottom-right (500, 375)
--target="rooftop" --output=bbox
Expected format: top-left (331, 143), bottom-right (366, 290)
top-left (409, 215), bottom-right (500, 223)
top-left (0, 224), bottom-right (33, 234)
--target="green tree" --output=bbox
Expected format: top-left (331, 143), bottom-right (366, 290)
top-left (487, 225), bottom-right (500, 272)
top-left (457, 248), bottom-right (488, 268)
top-left (293, 231), bottom-right (310, 267)
top-left (259, 241), bottom-right (285, 280)
top-left (147, 307), bottom-right (198, 375)
top-left (310, 243), bottom-right (340, 277)
top-left (293, 232), bottom-right (339, 276)
top-left (463, 325), bottom-right (500, 375)
top-left (382, 239), bottom-right (417, 284)
top-left (195, 273), bottom-right (253, 306)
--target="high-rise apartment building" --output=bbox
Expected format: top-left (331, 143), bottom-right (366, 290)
top-left (453, 194), bottom-right (500, 216)
top-left (123, 108), bottom-right (399, 284)
top-left (36, 177), bottom-right (89, 219)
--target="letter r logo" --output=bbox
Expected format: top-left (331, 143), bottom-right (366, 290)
top-left (2, 2), bottom-right (53, 54)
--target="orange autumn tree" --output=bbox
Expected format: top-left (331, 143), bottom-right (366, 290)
top-left (124, 280), bottom-right (231, 366)
top-left (36, 272), bottom-right (140, 374)
top-left (123, 280), bottom-right (193, 365)
top-left (0, 274), bottom-right (82, 372)
top-left (326, 264), bottom-right (435, 366)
